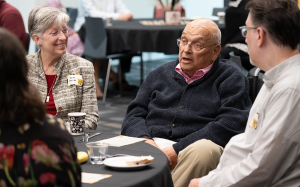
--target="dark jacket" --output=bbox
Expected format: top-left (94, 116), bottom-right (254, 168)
top-left (121, 58), bottom-right (252, 154)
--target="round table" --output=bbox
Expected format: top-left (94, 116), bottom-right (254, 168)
top-left (74, 130), bottom-right (173, 187)
top-left (105, 18), bottom-right (225, 55)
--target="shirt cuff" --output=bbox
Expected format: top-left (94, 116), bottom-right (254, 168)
top-left (112, 13), bottom-right (120, 20)
top-left (198, 176), bottom-right (211, 187)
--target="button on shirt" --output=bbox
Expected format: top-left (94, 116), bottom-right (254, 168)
top-left (199, 54), bottom-right (300, 187)
top-left (175, 62), bottom-right (214, 84)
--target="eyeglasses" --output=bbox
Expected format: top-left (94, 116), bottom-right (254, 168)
top-left (177, 38), bottom-right (218, 51)
top-left (239, 26), bottom-right (258, 37)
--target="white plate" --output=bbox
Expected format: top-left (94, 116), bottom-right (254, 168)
top-left (103, 156), bottom-right (152, 171)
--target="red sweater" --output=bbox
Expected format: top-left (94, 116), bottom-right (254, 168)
top-left (0, 0), bottom-right (27, 49)
top-left (45, 75), bottom-right (57, 116)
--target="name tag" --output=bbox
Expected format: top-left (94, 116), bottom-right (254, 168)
top-left (249, 112), bottom-right (259, 129)
top-left (67, 74), bottom-right (83, 86)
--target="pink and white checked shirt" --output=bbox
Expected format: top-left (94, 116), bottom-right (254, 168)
top-left (175, 62), bottom-right (214, 84)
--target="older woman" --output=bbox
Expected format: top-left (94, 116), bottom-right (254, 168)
top-left (27, 6), bottom-right (99, 129)
top-left (0, 28), bottom-right (81, 186)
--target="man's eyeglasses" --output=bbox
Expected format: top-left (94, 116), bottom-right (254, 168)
top-left (239, 26), bottom-right (258, 37)
top-left (177, 38), bottom-right (218, 51)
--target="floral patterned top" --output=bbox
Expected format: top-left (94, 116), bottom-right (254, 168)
top-left (0, 115), bottom-right (81, 186)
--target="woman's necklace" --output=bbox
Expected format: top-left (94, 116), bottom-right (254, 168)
top-left (46, 75), bottom-right (57, 103)
top-left (41, 56), bottom-right (58, 102)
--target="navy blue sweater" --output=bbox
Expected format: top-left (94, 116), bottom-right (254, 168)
top-left (121, 58), bottom-right (252, 154)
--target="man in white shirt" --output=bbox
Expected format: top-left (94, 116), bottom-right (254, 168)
top-left (74, 0), bottom-right (132, 32)
top-left (189, 0), bottom-right (300, 186)
top-left (74, 0), bottom-right (135, 98)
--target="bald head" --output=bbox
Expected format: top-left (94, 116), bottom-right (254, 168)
top-left (183, 19), bottom-right (221, 45)
top-left (178, 19), bottom-right (222, 77)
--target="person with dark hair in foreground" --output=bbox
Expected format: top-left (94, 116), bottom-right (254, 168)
top-left (189, 0), bottom-right (300, 186)
top-left (122, 19), bottom-right (252, 187)
top-left (0, 28), bottom-right (81, 186)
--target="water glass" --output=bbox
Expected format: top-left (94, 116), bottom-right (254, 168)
top-left (86, 142), bottom-right (109, 164)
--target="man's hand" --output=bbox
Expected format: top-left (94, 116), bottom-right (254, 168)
top-left (188, 178), bottom-right (201, 187)
top-left (161, 146), bottom-right (178, 171)
top-left (118, 13), bottom-right (133, 21)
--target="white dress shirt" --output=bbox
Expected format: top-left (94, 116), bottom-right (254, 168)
top-left (199, 54), bottom-right (300, 187)
top-left (74, 0), bottom-right (131, 31)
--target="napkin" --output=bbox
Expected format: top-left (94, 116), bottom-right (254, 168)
top-left (81, 172), bottom-right (112, 184)
top-left (97, 135), bottom-right (147, 147)
top-left (153, 137), bottom-right (176, 149)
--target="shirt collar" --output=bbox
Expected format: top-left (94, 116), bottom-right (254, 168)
top-left (36, 50), bottom-right (66, 76)
top-left (263, 54), bottom-right (300, 89)
top-left (175, 62), bottom-right (214, 84)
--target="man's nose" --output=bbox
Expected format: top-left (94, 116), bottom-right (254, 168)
top-left (183, 43), bottom-right (192, 52)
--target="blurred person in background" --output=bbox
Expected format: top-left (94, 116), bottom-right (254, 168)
top-left (0, 27), bottom-right (81, 186)
top-left (75, 0), bottom-right (137, 98)
top-left (27, 6), bottom-right (99, 130)
top-left (0, 0), bottom-right (27, 50)
top-left (220, 0), bottom-right (252, 70)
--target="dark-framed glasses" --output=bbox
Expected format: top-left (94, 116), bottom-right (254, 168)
top-left (239, 26), bottom-right (258, 37)
top-left (176, 38), bottom-right (218, 51)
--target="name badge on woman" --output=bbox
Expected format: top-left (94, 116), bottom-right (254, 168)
top-left (67, 74), bottom-right (83, 86)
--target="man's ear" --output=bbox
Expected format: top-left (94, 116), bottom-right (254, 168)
top-left (32, 34), bottom-right (40, 46)
top-left (212, 44), bottom-right (221, 61)
top-left (257, 27), bottom-right (265, 47)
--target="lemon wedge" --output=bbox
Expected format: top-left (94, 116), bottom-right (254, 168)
top-left (77, 151), bottom-right (88, 164)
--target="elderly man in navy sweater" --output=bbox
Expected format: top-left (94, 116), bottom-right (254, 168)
top-left (122, 19), bottom-right (252, 187)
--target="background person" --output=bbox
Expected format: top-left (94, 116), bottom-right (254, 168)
top-left (75, 0), bottom-right (136, 98)
top-left (27, 6), bottom-right (99, 130)
top-left (189, 0), bottom-right (300, 186)
top-left (0, 27), bottom-right (81, 186)
top-left (0, 0), bottom-right (27, 50)
top-left (122, 19), bottom-right (252, 187)
top-left (220, 0), bottom-right (252, 70)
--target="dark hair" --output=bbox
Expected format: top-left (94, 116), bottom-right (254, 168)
top-left (246, 0), bottom-right (300, 49)
top-left (0, 28), bottom-right (45, 125)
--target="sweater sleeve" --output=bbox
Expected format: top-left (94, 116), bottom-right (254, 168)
top-left (0, 8), bottom-right (27, 49)
top-left (121, 72), bottom-right (153, 138)
top-left (173, 68), bottom-right (252, 153)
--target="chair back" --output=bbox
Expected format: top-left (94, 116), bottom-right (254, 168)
top-left (247, 67), bottom-right (264, 103)
top-left (68, 8), bottom-right (78, 29)
top-left (229, 51), bottom-right (243, 70)
top-left (83, 17), bottom-right (107, 59)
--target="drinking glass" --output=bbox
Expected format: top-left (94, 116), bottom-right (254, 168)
top-left (86, 142), bottom-right (109, 164)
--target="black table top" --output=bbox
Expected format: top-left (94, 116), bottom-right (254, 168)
top-left (105, 18), bottom-right (186, 31)
top-left (74, 130), bottom-right (173, 187)
top-left (105, 18), bottom-right (224, 55)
